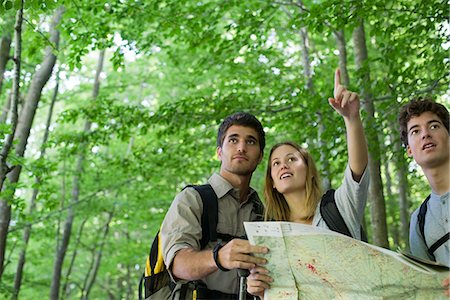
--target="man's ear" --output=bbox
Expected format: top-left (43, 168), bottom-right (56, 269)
top-left (216, 146), bottom-right (222, 160)
top-left (406, 145), bottom-right (413, 157)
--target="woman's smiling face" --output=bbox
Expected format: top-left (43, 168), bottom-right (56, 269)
top-left (270, 144), bottom-right (308, 194)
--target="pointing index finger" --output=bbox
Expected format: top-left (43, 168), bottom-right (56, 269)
top-left (334, 68), bottom-right (341, 93)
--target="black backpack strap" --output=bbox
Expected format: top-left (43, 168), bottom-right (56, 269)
top-left (192, 184), bottom-right (219, 248)
top-left (138, 272), bottom-right (144, 300)
top-left (417, 195), bottom-right (431, 248)
top-left (149, 232), bottom-right (160, 276)
top-left (417, 195), bottom-right (449, 260)
top-left (179, 283), bottom-right (189, 299)
top-left (320, 189), bottom-right (353, 238)
top-left (251, 198), bottom-right (265, 221)
top-left (429, 232), bottom-right (450, 258)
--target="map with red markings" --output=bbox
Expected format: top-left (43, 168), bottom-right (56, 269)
top-left (244, 222), bottom-right (449, 300)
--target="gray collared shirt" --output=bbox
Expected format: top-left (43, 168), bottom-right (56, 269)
top-left (409, 191), bottom-right (450, 267)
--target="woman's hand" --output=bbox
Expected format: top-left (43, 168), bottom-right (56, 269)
top-left (247, 266), bottom-right (273, 298)
top-left (328, 68), bottom-right (360, 120)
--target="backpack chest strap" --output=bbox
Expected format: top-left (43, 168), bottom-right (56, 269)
top-left (428, 232), bottom-right (450, 259)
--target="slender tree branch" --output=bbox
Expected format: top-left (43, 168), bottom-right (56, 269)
top-left (8, 178), bottom-right (133, 233)
top-left (373, 77), bottom-right (448, 102)
top-left (22, 18), bottom-right (59, 53)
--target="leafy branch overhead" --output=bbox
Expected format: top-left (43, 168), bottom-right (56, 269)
top-left (0, 0), bottom-right (448, 299)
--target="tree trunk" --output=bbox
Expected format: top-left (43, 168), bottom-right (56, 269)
top-left (352, 21), bottom-right (389, 248)
top-left (383, 154), bottom-right (399, 248)
top-left (61, 217), bottom-right (88, 298)
top-left (0, 4), bottom-right (24, 280)
top-left (56, 158), bottom-right (67, 252)
top-left (49, 49), bottom-right (105, 300)
top-left (12, 72), bottom-right (60, 300)
top-left (316, 112), bottom-right (331, 190)
top-left (392, 128), bottom-right (410, 243)
top-left (299, 27), bottom-right (313, 91)
top-left (81, 211), bottom-right (114, 300)
top-left (0, 91), bottom-right (12, 123)
top-left (334, 30), bottom-right (350, 87)
top-left (0, 34), bottom-right (12, 96)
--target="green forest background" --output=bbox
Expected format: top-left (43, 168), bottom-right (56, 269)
top-left (0, 0), bottom-right (449, 299)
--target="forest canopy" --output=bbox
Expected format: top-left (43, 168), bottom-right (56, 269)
top-left (0, 0), bottom-right (448, 299)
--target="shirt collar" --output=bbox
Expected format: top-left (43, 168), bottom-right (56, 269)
top-left (208, 173), bottom-right (258, 202)
top-left (430, 190), bottom-right (450, 202)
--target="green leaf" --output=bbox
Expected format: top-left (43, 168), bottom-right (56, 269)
top-left (4, 0), bottom-right (13, 10)
top-left (13, 0), bottom-right (21, 9)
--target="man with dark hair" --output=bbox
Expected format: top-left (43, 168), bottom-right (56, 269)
top-left (159, 112), bottom-right (268, 299)
top-left (217, 112), bottom-right (266, 153)
top-left (398, 98), bottom-right (449, 148)
top-left (398, 98), bottom-right (449, 295)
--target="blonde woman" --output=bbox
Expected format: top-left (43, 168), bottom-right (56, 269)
top-left (247, 69), bottom-right (370, 298)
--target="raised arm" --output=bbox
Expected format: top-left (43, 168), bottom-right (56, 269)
top-left (328, 68), bottom-right (368, 182)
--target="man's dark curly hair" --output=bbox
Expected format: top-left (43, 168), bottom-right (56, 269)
top-left (217, 112), bottom-right (265, 153)
top-left (398, 97), bottom-right (449, 146)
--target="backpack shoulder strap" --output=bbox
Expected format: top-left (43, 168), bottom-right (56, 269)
top-left (320, 189), bottom-right (353, 238)
top-left (191, 184), bottom-right (218, 248)
top-left (417, 194), bottom-right (449, 260)
top-left (252, 197), bottom-right (264, 221)
top-left (149, 231), bottom-right (161, 276)
top-left (417, 195), bottom-right (431, 247)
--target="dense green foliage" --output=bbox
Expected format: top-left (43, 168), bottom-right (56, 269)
top-left (0, 0), bottom-right (448, 298)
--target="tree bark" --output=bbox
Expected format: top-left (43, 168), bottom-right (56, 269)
top-left (0, 91), bottom-right (12, 123)
top-left (0, 4), bottom-right (24, 280)
top-left (0, 34), bottom-right (12, 96)
top-left (49, 49), bottom-right (105, 300)
top-left (81, 212), bottom-right (114, 300)
top-left (352, 21), bottom-right (389, 248)
top-left (383, 153), bottom-right (399, 247)
top-left (299, 27), bottom-right (313, 91)
top-left (334, 30), bottom-right (350, 87)
top-left (61, 217), bottom-right (88, 298)
top-left (12, 72), bottom-right (60, 300)
top-left (392, 128), bottom-right (410, 243)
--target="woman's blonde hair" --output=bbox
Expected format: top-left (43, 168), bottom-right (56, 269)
top-left (264, 141), bottom-right (323, 221)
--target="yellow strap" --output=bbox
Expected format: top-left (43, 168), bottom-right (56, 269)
top-left (145, 226), bottom-right (165, 276)
top-left (145, 256), bottom-right (151, 276)
top-left (154, 231), bottom-right (165, 273)
top-left (193, 289), bottom-right (197, 300)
